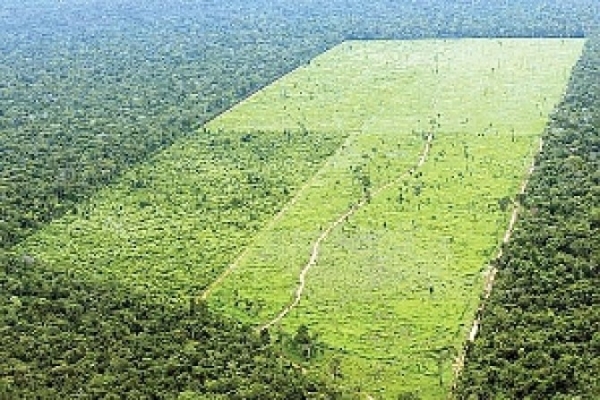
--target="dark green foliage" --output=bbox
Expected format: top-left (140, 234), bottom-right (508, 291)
top-left (397, 392), bottom-right (421, 400)
top-left (289, 325), bottom-right (324, 361)
top-left (456, 36), bottom-right (600, 399)
top-left (0, 254), bottom-right (338, 399)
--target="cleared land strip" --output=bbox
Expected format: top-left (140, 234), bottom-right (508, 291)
top-left (204, 39), bottom-right (583, 398)
top-left (13, 129), bottom-right (346, 299)
top-left (452, 137), bottom-right (544, 383)
top-left (260, 134), bottom-right (434, 331)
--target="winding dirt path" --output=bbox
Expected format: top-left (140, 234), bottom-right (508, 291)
top-left (200, 134), bottom-right (357, 301)
top-left (452, 138), bottom-right (544, 384)
top-left (260, 133), bottom-right (434, 331)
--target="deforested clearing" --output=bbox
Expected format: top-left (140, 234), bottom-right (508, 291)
top-left (205, 39), bottom-right (584, 398)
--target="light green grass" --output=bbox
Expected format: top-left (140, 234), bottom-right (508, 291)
top-left (15, 130), bottom-right (345, 299)
top-left (206, 39), bottom-right (584, 398)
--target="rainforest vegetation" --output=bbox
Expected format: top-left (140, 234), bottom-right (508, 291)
top-left (1, 0), bottom-right (599, 398)
top-left (0, 253), bottom-right (338, 399)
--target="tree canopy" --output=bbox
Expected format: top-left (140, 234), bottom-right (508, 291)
top-left (0, 253), bottom-right (339, 399)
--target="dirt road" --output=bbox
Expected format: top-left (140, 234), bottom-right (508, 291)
top-left (200, 134), bottom-right (357, 301)
top-left (452, 138), bottom-right (543, 382)
top-left (260, 134), bottom-right (434, 331)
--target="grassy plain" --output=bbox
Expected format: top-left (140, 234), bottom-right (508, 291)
top-left (16, 130), bottom-right (345, 299)
top-left (206, 39), bottom-right (584, 398)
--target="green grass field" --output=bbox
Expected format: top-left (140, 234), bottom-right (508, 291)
top-left (206, 39), bottom-right (584, 398)
top-left (15, 129), bottom-right (346, 299)
top-left (16, 39), bottom-right (583, 398)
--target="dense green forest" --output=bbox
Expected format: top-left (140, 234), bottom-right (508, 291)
top-left (455, 36), bottom-right (600, 399)
top-left (0, 253), bottom-right (339, 399)
top-left (1, 0), bottom-right (599, 398)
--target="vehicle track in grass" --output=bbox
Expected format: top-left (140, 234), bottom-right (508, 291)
top-left (259, 133), bottom-right (434, 332)
top-left (451, 137), bottom-right (544, 387)
top-left (200, 98), bottom-right (397, 304)
top-left (200, 133), bottom-right (357, 301)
